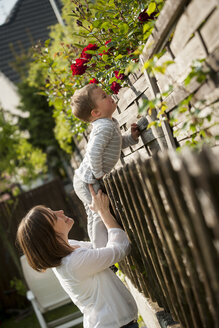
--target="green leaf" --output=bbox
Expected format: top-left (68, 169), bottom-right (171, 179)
top-left (101, 21), bottom-right (111, 30)
top-left (102, 54), bottom-right (109, 62)
top-left (115, 54), bottom-right (123, 60)
top-left (92, 20), bottom-right (102, 28)
top-left (109, 77), bottom-right (117, 84)
top-left (143, 23), bottom-right (150, 34)
top-left (190, 124), bottom-right (196, 133)
top-left (119, 22), bottom-right (129, 35)
top-left (73, 43), bottom-right (85, 49)
top-left (147, 121), bottom-right (157, 128)
top-left (44, 39), bottom-right (51, 47)
top-left (147, 2), bottom-right (156, 16)
top-left (179, 106), bottom-right (188, 113)
top-left (54, 98), bottom-right (63, 110)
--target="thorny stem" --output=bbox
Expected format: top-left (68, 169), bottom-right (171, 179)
top-left (80, 24), bottom-right (104, 44)
top-left (113, 0), bottom-right (127, 22)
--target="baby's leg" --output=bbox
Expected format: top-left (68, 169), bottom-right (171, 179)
top-left (84, 203), bottom-right (108, 248)
top-left (73, 174), bottom-right (108, 248)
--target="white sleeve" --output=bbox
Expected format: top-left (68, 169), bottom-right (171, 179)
top-left (88, 124), bottom-right (114, 179)
top-left (68, 229), bottom-right (130, 279)
top-left (68, 239), bottom-right (93, 249)
top-left (122, 133), bottom-right (139, 149)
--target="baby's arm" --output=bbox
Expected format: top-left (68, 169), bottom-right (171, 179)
top-left (88, 123), bottom-right (114, 179)
top-left (122, 123), bottom-right (140, 149)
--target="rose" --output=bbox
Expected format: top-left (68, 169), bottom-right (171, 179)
top-left (138, 9), bottom-right (157, 22)
top-left (110, 81), bottom-right (121, 94)
top-left (127, 48), bottom-right (139, 62)
top-left (71, 58), bottom-right (87, 76)
top-left (114, 70), bottom-right (125, 80)
top-left (81, 43), bottom-right (98, 61)
top-left (71, 63), bottom-right (87, 75)
top-left (89, 78), bottom-right (99, 84)
top-left (99, 39), bottom-right (113, 56)
top-left (105, 39), bottom-right (112, 46)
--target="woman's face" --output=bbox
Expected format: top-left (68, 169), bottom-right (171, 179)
top-left (49, 209), bottom-right (74, 238)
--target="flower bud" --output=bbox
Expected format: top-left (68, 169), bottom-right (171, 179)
top-left (76, 20), bottom-right (83, 27)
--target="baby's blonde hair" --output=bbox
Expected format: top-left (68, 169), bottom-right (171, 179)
top-left (70, 84), bottom-right (98, 122)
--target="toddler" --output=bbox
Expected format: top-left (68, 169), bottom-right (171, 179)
top-left (71, 84), bottom-right (140, 248)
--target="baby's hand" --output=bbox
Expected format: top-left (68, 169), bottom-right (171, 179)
top-left (131, 123), bottom-right (140, 141)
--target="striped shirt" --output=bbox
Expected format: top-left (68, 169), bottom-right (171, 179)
top-left (75, 118), bottom-right (138, 183)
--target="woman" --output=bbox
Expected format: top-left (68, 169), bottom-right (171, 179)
top-left (17, 185), bottom-right (139, 328)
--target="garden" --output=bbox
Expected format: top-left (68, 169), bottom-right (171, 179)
top-left (0, 0), bottom-right (219, 327)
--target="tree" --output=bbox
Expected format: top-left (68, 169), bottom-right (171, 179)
top-left (0, 107), bottom-right (47, 189)
top-left (17, 81), bottom-right (73, 180)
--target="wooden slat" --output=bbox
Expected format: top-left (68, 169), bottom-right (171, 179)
top-left (121, 146), bottom-right (132, 157)
top-left (157, 151), bottom-right (215, 327)
top-left (206, 45), bottom-right (219, 71)
top-left (131, 137), bottom-right (144, 151)
top-left (165, 34), bottom-right (207, 84)
top-left (142, 0), bottom-right (189, 61)
top-left (154, 51), bottom-right (175, 93)
top-left (116, 102), bottom-right (139, 127)
top-left (200, 8), bottom-right (219, 54)
top-left (122, 147), bottom-right (149, 164)
top-left (170, 0), bottom-right (217, 56)
top-left (117, 75), bottom-right (148, 111)
top-left (164, 78), bottom-right (202, 113)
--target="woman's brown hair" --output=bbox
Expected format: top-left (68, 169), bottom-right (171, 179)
top-left (16, 205), bottom-right (73, 272)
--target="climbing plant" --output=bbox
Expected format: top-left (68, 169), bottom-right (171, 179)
top-left (28, 0), bottom-right (164, 153)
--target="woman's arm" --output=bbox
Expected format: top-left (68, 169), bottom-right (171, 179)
top-left (67, 185), bottom-right (130, 278)
top-left (69, 229), bottom-right (130, 278)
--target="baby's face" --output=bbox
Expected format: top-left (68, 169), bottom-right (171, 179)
top-left (91, 87), bottom-right (117, 119)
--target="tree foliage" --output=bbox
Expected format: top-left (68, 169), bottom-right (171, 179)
top-left (0, 109), bottom-right (47, 188)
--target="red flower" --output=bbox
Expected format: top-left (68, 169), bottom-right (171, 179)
top-left (99, 39), bottom-right (113, 56)
top-left (127, 48), bottom-right (139, 62)
top-left (81, 43), bottom-right (98, 61)
top-left (75, 58), bottom-right (87, 65)
top-left (71, 58), bottom-right (87, 76)
top-left (114, 70), bottom-right (125, 80)
top-left (127, 48), bottom-right (134, 55)
top-left (89, 78), bottom-right (99, 84)
top-left (105, 39), bottom-right (112, 46)
top-left (110, 81), bottom-right (121, 94)
top-left (138, 9), bottom-right (157, 22)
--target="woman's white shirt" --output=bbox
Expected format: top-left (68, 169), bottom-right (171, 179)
top-left (53, 228), bottom-right (138, 328)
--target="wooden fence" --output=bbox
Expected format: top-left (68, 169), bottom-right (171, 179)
top-left (141, 0), bottom-right (219, 150)
top-left (0, 179), bottom-right (87, 312)
top-left (104, 148), bottom-right (219, 328)
top-left (69, 0), bottom-right (219, 326)
top-left (73, 0), bottom-right (219, 169)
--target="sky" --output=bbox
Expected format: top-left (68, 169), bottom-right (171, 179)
top-left (0, 0), bottom-right (18, 25)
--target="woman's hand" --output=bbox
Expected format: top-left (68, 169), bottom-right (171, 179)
top-left (89, 185), bottom-right (110, 214)
top-left (89, 185), bottom-right (121, 229)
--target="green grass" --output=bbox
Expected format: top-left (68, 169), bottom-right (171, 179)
top-left (2, 303), bottom-right (83, 328)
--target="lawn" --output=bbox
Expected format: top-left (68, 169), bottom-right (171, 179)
top-left (2, 303), bottom-right (83, 328)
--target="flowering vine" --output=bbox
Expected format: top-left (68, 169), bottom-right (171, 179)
top-left (29, 0), bottom-right (164, 153)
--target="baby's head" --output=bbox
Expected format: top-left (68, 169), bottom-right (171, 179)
top-left (71, 84), bottom-right (99, 123)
